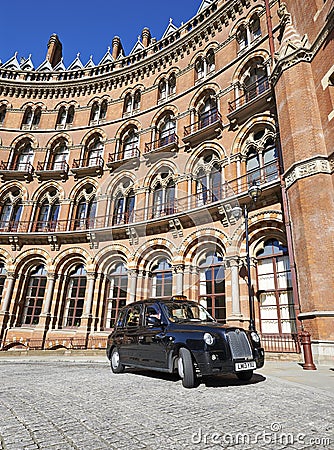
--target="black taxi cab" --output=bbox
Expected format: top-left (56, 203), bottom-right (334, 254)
top-left (106, 296), bottom-right (264, 388)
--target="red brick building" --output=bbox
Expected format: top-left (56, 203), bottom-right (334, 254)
top-left (0, 0), bottom-right (333, 362)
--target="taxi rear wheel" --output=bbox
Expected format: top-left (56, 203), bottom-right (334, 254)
top-left (110, 347), bottom-right (125, 374)
top-left (178, 348), bottom-right (196, 388)
top-left (236, 370), bottom-right (253, 381)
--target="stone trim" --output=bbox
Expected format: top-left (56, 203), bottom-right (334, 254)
top-left (284, 155), bottom-right (333, 188)
top-left (298, 311), bottom-right (334, 319)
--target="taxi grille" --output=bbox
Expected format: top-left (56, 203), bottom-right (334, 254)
top-left (227, 330), bottom-right (253, 359)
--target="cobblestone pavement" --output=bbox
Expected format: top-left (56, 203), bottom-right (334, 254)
top-left (0, 357), bottom-right (333, 450)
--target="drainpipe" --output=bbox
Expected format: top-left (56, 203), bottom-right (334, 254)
top-left (264, 0), bottom-right (276, 62)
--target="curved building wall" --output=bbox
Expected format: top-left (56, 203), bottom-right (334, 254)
top-left (0, 0), bottom-right (333, 362)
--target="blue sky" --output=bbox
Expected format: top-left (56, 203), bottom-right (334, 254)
top-left (0, 1), bottom-right (202, 68)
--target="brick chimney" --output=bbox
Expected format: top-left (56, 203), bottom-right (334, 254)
top-left (141, 28), bottom-right (151, 47)
top-left (46, 34), bottom-right (62, 68)
top-left (112, 36), bottom-right (124, 59)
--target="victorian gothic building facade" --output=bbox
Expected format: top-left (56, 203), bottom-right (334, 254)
top-left (0, 0), bottom-right (333, 362)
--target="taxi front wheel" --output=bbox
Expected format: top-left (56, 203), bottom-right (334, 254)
top-left (236, 370), bottom-right (253, 381)
top-left (110, 347), bottom-right (125, 374)
top-left (178, 348), bottom-right (196, 388)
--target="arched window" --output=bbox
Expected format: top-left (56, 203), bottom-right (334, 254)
top-left (158, 79), bottom-right (167, 101)
top-left (244, 66), bottom-right (268, 101)
top-left (168, 74), bottom-right (176, 96)
top-left (199, 252), bottom-right (226, 322)
top-left (35, 190), bottom-right (60, 232)
top-left (123, 91), bottom-right (140, 115)
top-left (245, 128), bottom-right (278, 185)
top-left (113, 189), bottom-right (135, 225)
top-left (246, 148), bottom-right (260, 185)
top-left (158, 115), bottom-right (176, 147)
top-left (90, 102), bottom-right (100, 123)
top-left (67, 105), bottom-right (75, 124)
top-left (56, 106), bottom-right (67, 126)
top-left (56, 105), bottom-right (75, 128)
top-left (207, 49), bottom-right (215, 73)
top-left (22, 106), bottom-right (33, 128)
top-left (104, 262), bottom-right (128, 328)
top-left (0, 105), bottom-right (7, 125)
top-left (199, 96), bottom-right (218, 129)
top-left (124, 93), bottom-right (132, 114)
top-left (32, 107), bottom-right (41, 127)
top-left (73, 185), bottom-right (97, 230)
top-left (195, 58), bottom-right (205, 80)
top-left (236, 24), bottom-right (248, 50)
top-left (250, 13), bottom-right (261, 41)
top-left (21, 265), bottom-right (47, 326)
top-left (151, 258), bottom-right (172, 298)
top-left (151, 171), bottom-right (175, 218)
top-left (0, 192), bottom-right (22, 231)
top-left (133, 90), bottom-right (141, 110)
top-left (86, 137), bottom-right (104, 167)
top-left (14, 142), bottom-right (34, 171)
top-left (256, 239), bottom-right (296, 335)
top-left (100, 100), bottom-right (108, 120)
top-left (195, 155), bottom-right (222, 206)
top-left (122, 129), bottom-right (139, 159)
top-left (52, 141), bottom-right (69, 170)
top-left (63, 264), bottom-right (86, 327)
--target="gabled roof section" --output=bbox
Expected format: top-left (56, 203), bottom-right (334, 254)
top-left (197, 0), bottom-right (214, 14)
top-left (36, 58), bottom-right (53, 72)
top-left (53, 58), bottom-right (66, 71)
top-left (20, 55), bottom-right (34, 71)
top-left (99, 47), bottom-right (114, 65)
top-left (85, 56), bottom-right (96, 68)
top-left (67, 53), bottom-right (84, 71)
top-left (161, 18), bottom-right (178, 39)
top-left (130, 38), bottom-right (145, 55)
top-left (2, 52), bottom-right (20, 70)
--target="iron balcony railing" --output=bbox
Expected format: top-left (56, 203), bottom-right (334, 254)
top-left (0, 160), bottom-right (34, 173)
top-left (144, 133), bottom-right (178, 153)
top-left (36, 161), bottom-right (69, 172)
top-left (228, 77), bottom-right (270, 112)
top-left (108, 147), bottom-right (140, 163)
top-left (72, 155), bottom-right (104, 169)
top-left (184, 110), bottom-right (222, 136)
top-left (0, 160), bottom-right (279, 234)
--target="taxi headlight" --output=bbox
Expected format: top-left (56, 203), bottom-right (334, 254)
top-left (251, 331), bottom-right (260, 343)
top-left (204, 333), bottom-right (215, 346)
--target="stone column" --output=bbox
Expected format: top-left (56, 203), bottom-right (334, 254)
top-left (128, 269), bottom-right (138, 303)
top-left (42, 273), bottom-right (56, 315)
top-left (228, 257), bottom-right (242, 317)
top-left (173, 265), bottom-right (184, 296)
top-left (0, 273), bottom-right (16, 313)
top-left (84, 273), bottom-right (96, 316)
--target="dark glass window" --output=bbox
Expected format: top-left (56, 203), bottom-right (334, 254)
top-left (22, 265), bottom-right (47, 326)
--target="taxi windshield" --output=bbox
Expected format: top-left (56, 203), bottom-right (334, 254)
top-left (162, 302), bottom-right (215, 323)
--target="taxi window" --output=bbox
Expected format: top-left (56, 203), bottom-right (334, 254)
top-left (144, 303), bottom-right (161, 325)
top-left (116, 308), bottom-right (127, 328)
top-left (125, 304), bottom-right (142, 327)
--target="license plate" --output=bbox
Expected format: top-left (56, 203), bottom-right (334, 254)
top-left (235, 361), bottom-right (256, 371)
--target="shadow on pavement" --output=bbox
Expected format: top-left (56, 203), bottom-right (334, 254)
top-left (124, 368), bottom-right (266, 388)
